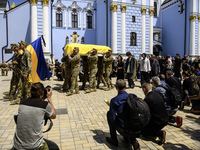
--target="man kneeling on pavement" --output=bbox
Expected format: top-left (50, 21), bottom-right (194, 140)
top-left (106, 80), bottom-right (169, 148)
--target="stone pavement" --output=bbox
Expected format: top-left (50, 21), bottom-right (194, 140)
top-left (0, 71), bottom-right (200, 150)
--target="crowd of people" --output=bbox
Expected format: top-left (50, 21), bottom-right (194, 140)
top-left (2, 44), bottom-right (200, 149)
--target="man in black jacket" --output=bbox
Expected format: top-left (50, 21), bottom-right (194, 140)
top-left (125, 52), bottom-right (136, 88)
top-left (141, 83), bottom-right (168, 145)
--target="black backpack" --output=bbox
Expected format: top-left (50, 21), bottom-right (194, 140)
top-left (124, 94), bottom-right (151, 132)
top-left (158, 84), bottom-right (182, 108)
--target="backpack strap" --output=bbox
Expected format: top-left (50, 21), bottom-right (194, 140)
top-left (43, 118), bottom-right (53, 133)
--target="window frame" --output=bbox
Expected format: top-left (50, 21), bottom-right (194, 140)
top-left (86, 15), bottom-right (92, 29)
top-left (132, 16), bottom-right (136, 22)
top-left (71, 11), bottom-right (78, 29)
top-left (130, 32), bottom-right (137, 46)
top-left (56, 12), bottom-right (63, 27)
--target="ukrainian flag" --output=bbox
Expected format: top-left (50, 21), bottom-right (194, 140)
top-left (27, 37), bottom-right (51, 83)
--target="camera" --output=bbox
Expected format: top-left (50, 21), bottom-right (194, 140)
top-left (43, 85), bottom-right (51, 99)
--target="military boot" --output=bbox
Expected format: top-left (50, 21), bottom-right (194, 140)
top-left (3, 92), bottom-right (9, 95)
top-left (85, 88), bottom-right (91, 93)
top-left (96, 84), bottom-right (100, 88)
top-left (3, 95), bottom-right (13, 101)
top-left (67, 91), bottom-right (73, 96)
top-left (103, 84), bottom-right (107, 87)
top-left (74, 90), bottom-right (80, 94)
top-left (10, 98), bottom-right (20, 105)
top-left (93, 88), bottom-right (97, 92)
top-left (80, 86), bottom-right (85, 90)
top-left (60, 88), bottom-right (67, 92)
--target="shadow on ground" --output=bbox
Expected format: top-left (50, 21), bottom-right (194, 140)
top-left (163, 142), bottom-right (192, 150)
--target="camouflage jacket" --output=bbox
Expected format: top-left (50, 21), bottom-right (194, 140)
top-left (0, 63), bottom-right (8, 69)
top-left (87, 54), bottom-right (98, 71)
top-left (68, 54), bottom-right (80, 69)
top-left (103, 55), bottom-right (113, 71)
top-left (20, 50), bottom-right (32, 76)
top-left (12, 52), bottom-right (21, 71)
top-left (61, 56), bottom-right (71, 69)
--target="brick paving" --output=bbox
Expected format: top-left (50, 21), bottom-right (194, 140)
top-left (0, 71), bottom-right (200, 150)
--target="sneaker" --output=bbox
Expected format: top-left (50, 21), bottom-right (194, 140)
top-left (176, 116), bottom-right (182, 128)
top-left (106, 137), bottom-right (118, 146)
top-left (158, 130), bottom-right (166, 145)
top-left (132, 139), bottom-right (140, 150)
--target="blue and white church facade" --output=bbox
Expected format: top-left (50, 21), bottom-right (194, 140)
top-left (1, 0), bottom-right (199, 62)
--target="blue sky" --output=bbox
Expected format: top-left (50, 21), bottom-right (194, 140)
top-left (8, 0), bottom-right (26, 7)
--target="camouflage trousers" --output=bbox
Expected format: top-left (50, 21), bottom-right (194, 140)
top-left (1, 68), bottom-right (8, 76)
top-left (17, 74), bottom-right (31, 99)
top-left (97, 72), bottom-right (106, 86)
top-left (105, 69), bottom-right (113, 87)
top-left (82, 70), bottom-right (89, 87)
top-left (88, 69), bottom-right (97, 89)
top-left (62, 69), bottom-right (71, 90)
top-left (9, 72), bottom-right (20, 96)
top-left (69, 68), bottom-right (80, 92)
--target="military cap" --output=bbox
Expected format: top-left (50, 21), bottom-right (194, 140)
top-left (18, 40), bottom-right (27, 46)
top-left (108, 49), bottom-right (112, 52)
top-left (73, 47), bottom-right (79, 51)
top-left (10, 43), bottom-right (17, 48)
top-left (92, 48), bottom-right (97, 52)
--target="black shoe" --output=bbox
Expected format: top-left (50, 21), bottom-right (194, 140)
top-left (132, 139), bottom-right (140, 150)
top-left (158, 130), bottom-right (166, 145)
top-left (132, 84), bottom-right (135, 89)
top-left (106, 137), bottom-right (118, 146)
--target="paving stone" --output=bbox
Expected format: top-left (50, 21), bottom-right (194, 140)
top-left (1, 72), bottom-right (200, 149)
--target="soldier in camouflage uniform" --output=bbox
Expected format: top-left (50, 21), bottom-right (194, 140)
top-left (97, 56), bottom-right (107, 88)
top-left (11, 40), bottom-right (32, 104)
top-left (80, 56), bottom-right (89, 90)
top-left (67, 47), bottom-right (80, 96)
top-left (0, 60), bottom-right (8, 76)
top-left (103, 50), bottom-right (114, 91)
top-left (61, 53), bottom-right (71, 92)
top-left (85, 49), bottom-right (98, 93)
top-left (3, 44), bottom-right (21, 101)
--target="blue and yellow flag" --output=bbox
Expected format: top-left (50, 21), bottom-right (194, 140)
top-left (27, 37), bottom-right (51, 83)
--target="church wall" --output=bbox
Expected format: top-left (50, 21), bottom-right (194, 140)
top-left (117, 5), bottom-right (121, 54)
top-left (1, 2), bottom-right (30, 63)
top-left (145, 8), bottom-right (150, 54)
top-left (162, 2), bottom-right (185, 57)
top-left (0, 11), bottom-right (7, 63)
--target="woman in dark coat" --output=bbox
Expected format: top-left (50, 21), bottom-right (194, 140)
top-left (116, 55), bottom-right (124, 80)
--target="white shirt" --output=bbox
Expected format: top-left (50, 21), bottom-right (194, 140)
top-left (140, 57), bottom-right (151, 72)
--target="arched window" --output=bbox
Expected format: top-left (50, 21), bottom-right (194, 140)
top-left (130, 32), bottom-right (137, 46)
top-left (87, 10), bottom-right (92, 29)
top-left (72, 9), bottom-right (78, 28)
top-left (154, 1), bottom-right (158, 17)
top-left (56, 8), bottom-right (63, 27)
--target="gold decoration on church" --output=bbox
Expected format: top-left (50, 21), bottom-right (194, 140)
top-left (121, 6), bottom-right (127, 12)
top-left (110, 5), bottom-right (118, 11)
top-left (149, 9), bottom-right (155, 15)
top-left (199, 16), bottom-right (200, 21)
top-left (141, 8), bottom-right (147, 15)
top-left (31, 0), bottom-right (38, 4)
top-left (41, 0), bottom-right (49, 5)
top-left (189, 15), bottom-right (197, 21)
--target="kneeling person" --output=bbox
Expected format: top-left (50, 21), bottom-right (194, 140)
top-left (106, 80), bottom-right (140, 149)
top-left (12, 83), bottom-right (58, 150)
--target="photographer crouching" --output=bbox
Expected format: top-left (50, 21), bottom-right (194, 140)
top-left (11, 82), bottom-right (59, 150)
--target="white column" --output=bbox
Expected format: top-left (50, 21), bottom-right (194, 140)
top-left (121, 5), bottom-right (126, 54)
top-left (79, 10), bottom-right (81, 28)
top-left (68, 9), bottom-right (71, 28)
top-left (83, 11), bottom-right (85, 28)
top-left (198, 2), bottom-right (200, 56)
top-left (31, 1), bottom-right (38, 42)
top-left (53, 8), bottom-right (55, 27)
top-left (111, 4), bottom-right (118, 54)
top-left (149, 0), bottom-right (154, 54)
top-left (141, 1), bottom-right (146, 54)
top-left (93, 11), bottom-right (96, 29)
top-left (42, 0), bottom-right (50, 54)
top-left (189, 0), bottom-right (197, 57)
top-left (64, 9), bottom-right (66, 27)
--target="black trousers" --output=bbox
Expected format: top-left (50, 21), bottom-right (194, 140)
top-left (127, 73), bottom-right (135, 88)
top-left (107, 111), bottom-right (140, 142)
top-left (141, 71), bottom-right (150, 85)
